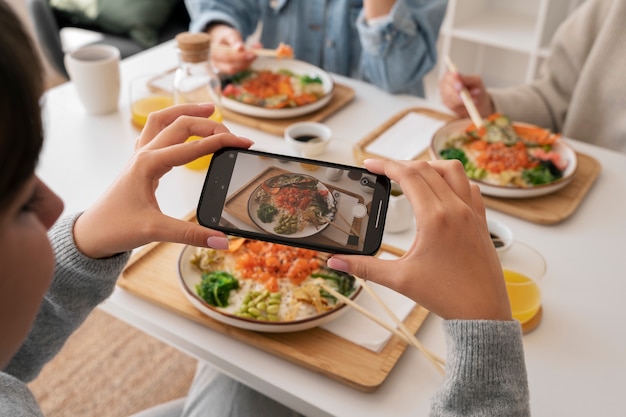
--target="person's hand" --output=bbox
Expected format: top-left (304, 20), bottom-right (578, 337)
top-left (327, 159), bottom-right (512, 321)
top-left (439, 70), bottom-right (494, 118)
top-left (208, 24), bottom-right (257, 75)
top-left (72, 104), bottom-right (253, 259)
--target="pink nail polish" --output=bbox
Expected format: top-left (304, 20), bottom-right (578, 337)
top-left (207, 236), bottom-right (229, 250)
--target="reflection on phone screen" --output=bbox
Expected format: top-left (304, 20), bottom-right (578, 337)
top-left (219, 152), bottom-right (377, 252)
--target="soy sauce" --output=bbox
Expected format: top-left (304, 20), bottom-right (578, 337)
top-left (293, 135), bottom-right (317, 142)
top-left (490, 232), bottom-right (504, 248)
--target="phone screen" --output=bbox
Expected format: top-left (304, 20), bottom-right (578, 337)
top-left (197, 148), bottom-right (390, 255)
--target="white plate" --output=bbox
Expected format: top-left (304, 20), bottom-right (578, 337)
top-left (177, 244), bottom-right (360, 333)
top-left (247, 174), bottom-right (335, 238)
top-left (430, 119), bottom-right (578, 198)
top-left (221, 58), bottom-right (334, 119)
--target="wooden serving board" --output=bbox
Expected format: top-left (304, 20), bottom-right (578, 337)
top-left (117, 223), bottom-right (428, 392)
top-left (354, 107), bottom-right (602, 224)
top-left (222, 83), bottom-right (355, 136)
top-left (353, 107), bottom-right (455, 163)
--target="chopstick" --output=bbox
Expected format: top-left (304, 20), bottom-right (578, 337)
top-left (325, 222), bottom-right (363, 243)
top-left (444, 56), bottom-right (484, 129)
top-left (335, 211), bottom-right (360, 236)
top-left (212, 44), bottom-right (291, 58)
top-left (356, 277), bottom-right (445, 367)
top-left (318, 281), bottom-right (445, 375)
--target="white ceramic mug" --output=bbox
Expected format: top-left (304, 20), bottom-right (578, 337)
top-left (64, 45), bottom-right (121, 115)
top-left (385, 182), bottom-right (413, 233)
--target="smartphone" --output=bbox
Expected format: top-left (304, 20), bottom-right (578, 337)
top-left (197, 147), bottom-right (391, 255)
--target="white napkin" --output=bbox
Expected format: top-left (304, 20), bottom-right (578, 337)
top-left (320, 252), bottom-right (417, 352)
top-left (364, 112), bottom-right (446, 160)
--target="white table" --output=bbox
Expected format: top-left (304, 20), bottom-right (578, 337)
top-left (38, 41), bottom-right (626, 417)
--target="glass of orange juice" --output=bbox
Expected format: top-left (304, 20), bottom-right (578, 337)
top-left (130, 74), bottom-right (174, 130)
top-left (499, 241), bottom-right (547, 333)
top-left (182, 106), bottom-right (223, 170)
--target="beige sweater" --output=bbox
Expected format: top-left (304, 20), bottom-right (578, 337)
top-left (490, 0), bottom-right (626, 154)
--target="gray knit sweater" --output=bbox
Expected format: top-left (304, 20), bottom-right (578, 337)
top-left (0, 216), bottom-right (529, 416)
top-left (490, 0), bottom-right (626, 154)
top-left (0, 214), bottom-right (131, 416)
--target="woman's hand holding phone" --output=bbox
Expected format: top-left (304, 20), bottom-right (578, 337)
top-left (328, 159), bottom-right (513, 322)
top-left (73, 104), bottom-right (253, 259)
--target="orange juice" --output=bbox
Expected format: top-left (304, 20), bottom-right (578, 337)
top-left (208, 105), bottom-right (223, 122)
top-left (131, 95), bottom-right (174, 129)
top-left (299, 162), bottom-right (320, 172)
top-left (184, 136), bottom-right (213, 170)
top-left (504, 269), bottom-right (541, 324)
top-left (183, 106), bottom-right (222, 170)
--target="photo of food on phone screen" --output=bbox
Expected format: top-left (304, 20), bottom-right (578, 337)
top-left (197, 148), bottom-right (390, 255)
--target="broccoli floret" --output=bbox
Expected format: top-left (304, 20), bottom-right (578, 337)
top-left (196, 271), bottom-right (239, 307)
top-left (439, 148), bottom-right (468, 166)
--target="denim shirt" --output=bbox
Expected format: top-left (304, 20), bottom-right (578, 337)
top-left (185, 0), bottom-right (448, 97)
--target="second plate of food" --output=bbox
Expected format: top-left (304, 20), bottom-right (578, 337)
top-left (221, 58), bottom-right (334, 119)
top-left (178, 241), bottom-right (361, 332)
top-left (430, 115), bottom-right (578, 198)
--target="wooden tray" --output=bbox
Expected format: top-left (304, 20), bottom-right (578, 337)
top-left (117, 226), bottom-right (428, 392)
top-left (222, 83), bottom-right (355, 136)
top-left (353, 107), bottom-right (455, 163)
top-left (354, 107), bottom-right (602, 224)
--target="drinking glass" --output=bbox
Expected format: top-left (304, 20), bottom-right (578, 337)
top-left (130, 73), bottom-right (174, 129)
top-left (499, 241), bottom-right (547, 333)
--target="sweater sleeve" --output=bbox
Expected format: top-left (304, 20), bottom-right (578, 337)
top-left (430, 320), bottom-right (530, 417)
top-left (489, 0), bottom-right (606, 133)
top-left (0, 373), bottom-right (43, 417)
top-left (4, 213), bottom-right (131, 383)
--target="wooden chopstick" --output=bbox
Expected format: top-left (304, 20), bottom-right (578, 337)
top-left (335, 210), bottom-right (360, 236)
top-left (444, 56), bottom-right (484, 129)
top-left (325, 221), bottom-right (363, 243)
top-left (356, 278), bottom-right (446, 367)
top-left (251, 48), bottom-right (285, 57)
top-left (212, 44), bottom-right (289, 58)
top-left (318, 281), bottom-right (445, 375)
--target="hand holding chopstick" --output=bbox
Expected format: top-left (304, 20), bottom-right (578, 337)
top-left (444, 56), bottom-right (484, 128)
top-left (213, 42), bottom-right (294, 59)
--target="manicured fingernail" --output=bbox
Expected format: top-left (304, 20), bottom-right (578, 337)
top-left (454, 81), bottom-right (463, 91)
top-left (207, 236), bottom-right (229, 250)
top-left (327, 257), bottom-right (349, 273)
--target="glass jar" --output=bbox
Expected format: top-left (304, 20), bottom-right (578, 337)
top-left (173, 32), bottom-right (223, 122)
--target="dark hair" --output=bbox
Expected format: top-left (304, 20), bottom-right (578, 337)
top-left (0, 1), bottom-right (45, 211)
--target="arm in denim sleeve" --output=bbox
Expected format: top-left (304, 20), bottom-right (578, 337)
top-left (357, 0), bottom-right (447, 96)
top-left (184, 0), bottom-right (260, 37)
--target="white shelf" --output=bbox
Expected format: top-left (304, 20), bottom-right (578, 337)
top-left (438, 0), bottom-right (585, 89)
top-left (448, 11), bottom-right (538, 54)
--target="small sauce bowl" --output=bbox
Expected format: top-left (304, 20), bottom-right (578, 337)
top-left (284, 122), bottom-right (332, 157)
top-left (487, 218), bottom-right (513, 255)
